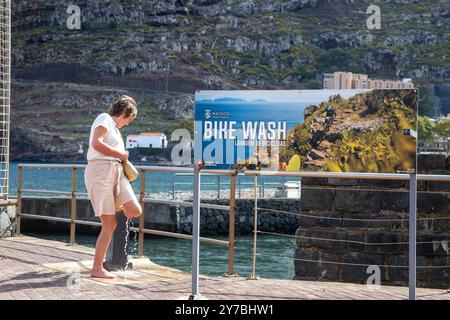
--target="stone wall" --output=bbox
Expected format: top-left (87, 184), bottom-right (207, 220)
top-left (19, 198), bottom-right (179, 235)
top-left (0, 199), bottom-right (17, 238)
top-left (178, 199), bottom-right (300, 236)
top-left (294, 153), bottom-right (450, 288)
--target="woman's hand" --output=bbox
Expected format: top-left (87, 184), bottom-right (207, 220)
top-left (92, 126), bottom-right (130, 161)
top-left (117, 150), bottom-right (129, 162)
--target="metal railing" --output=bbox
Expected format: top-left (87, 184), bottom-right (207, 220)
top-left (243, 169), bottom-right (450, 300)
top-left (0, 0), bottom-right (11, 201)
top-left (14, 163), bottom-right (450, 300)
top-left (172, 172), bottom-right (295, 199)
top-left (15, 163), bottom-right (239, 276)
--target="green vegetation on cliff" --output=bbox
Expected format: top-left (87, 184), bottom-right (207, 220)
top-left (280, 90), bottom-right (418, 173)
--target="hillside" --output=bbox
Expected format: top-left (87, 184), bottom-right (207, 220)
top-left (280, 89), bottom-right (418, 173)
top-left (10, 0), bottom-right (450, 162)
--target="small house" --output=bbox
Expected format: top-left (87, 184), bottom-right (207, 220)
top-left (126, 132), bottom-right (168, 149)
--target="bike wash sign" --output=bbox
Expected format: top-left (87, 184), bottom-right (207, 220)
top-left (194, 89), bottom-right (417, 173)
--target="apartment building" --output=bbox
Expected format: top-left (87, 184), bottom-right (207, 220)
top-left (323, 71), bottom-right (414, 90)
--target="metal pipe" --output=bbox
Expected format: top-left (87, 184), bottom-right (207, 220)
top-left (129, 227), bottom-right (228, 246)
top-left (191, 163), bottom-right (201, 298)
top-left (416, 174), bottom-right (450, 182)
top-left (18, 214), bottom-right (228, 246)
top-left (17, 164), bottom-right (87, 169)
top-left (136, 165), bottom-right (194, 173)
top-left (202, 169), bottom-right (236, 175)
top-left (136, 165), bottom-right (235, 175)
top-left (69, 168), bottom-right (77, 245)
top-left (259, 176), bottom-right (262, 198)
top-left (20, 213), bottom-right (72, 223)
top-left (143, 198), bottom-right (230, 211)
top-left (75, 220), bottom-right (101, 227)
top-left (172, 174), bottom-right (175, 200)
top-left (17, 163), bottom-right (450, 181)
top-left (75, 192), bottom-right (88, 197)
top-left (18, 163), bottom-right (192, 172)
top-left (245, 170), bottom-right (411, 180)
top-left (251, 174), bottom-right (258, 279)
top-left (228, 173), bottom-right (236, 276)
top-left (409, 172), bottom-right (417, 300)
top-left (138, 169), bottom-right (145, 257)
top-left (261, 176), bottom-right (265, 198)
top-left (238, 175), bottom-right (241, 199)
top-left (217, 175), bottom-right (220, 199)
top-left (20, 189), bottom-right (73, 196)
top-left (15, 166), bottom-right (22, 236)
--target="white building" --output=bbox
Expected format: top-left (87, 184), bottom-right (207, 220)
top-left (418, 137), bottom-right (450, 155)
top-left (126, 132), bottom-right (168, 149)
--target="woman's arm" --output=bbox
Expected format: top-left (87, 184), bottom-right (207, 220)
top-left (91, 126), bottom-right (128, 161)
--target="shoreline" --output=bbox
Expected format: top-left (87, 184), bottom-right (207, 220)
top-left (10, 187), bottom-right (286, 200)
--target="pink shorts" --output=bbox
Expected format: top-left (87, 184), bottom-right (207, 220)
top-left (84, 160), bottom-right (138, 217)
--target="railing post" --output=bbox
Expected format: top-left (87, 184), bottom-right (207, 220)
top-left (409, 171), bottom-right (417, 300)
top-left (68, 167), bottom-right (77, 246)
top-left (259, 176), bottom-right (263, 198)
top-left (138, 169), bottom-right (145, 257)
top-left (261, 176), bottom-right (265, 198)
top-left (15, 166), bottom-right (22, 236)
top-left (238, 175), bottom-right (241, 199)
top-left (248, 174), bottom-right (259, 280)
top-left (190, 161), bottom-right (202, 299)
top-left (224, 172), bottom-right (237, 277)
top-left (217, 175), bottom-right (220, 199)
top-left (172, 174), bottom-right (175, 200)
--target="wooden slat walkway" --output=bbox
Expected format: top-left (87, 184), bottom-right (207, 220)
top-left (0, 236), bottom-right (449, 300)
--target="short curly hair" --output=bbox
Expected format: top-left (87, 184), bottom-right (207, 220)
top-left (108, 95), bottom-right (138, 118)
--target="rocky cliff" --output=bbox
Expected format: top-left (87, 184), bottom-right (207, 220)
top-left (10, 0), bottom-right (450, 161)
top-left (280, 89), bottom-right (417, 172)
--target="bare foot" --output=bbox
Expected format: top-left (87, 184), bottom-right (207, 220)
top-left (91, 269), bottom-right (116, 279)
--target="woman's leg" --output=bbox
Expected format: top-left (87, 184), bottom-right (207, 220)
top-left (123, 199), bottom-right (142, 220)
top-left (91, 214), bottom-right (117, 278)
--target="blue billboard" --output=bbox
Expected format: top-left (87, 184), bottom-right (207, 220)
top-left (194, 89), bottom-right (417, 173)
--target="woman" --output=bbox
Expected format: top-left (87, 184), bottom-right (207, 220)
top-left (84, 95), bottom-right (142, 279)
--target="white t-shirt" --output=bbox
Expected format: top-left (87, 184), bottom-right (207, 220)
top-left (86, 113), bottom-right (125, 161)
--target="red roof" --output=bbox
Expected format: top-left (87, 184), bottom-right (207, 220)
top-left (128, 132), bottom-right (164, 137)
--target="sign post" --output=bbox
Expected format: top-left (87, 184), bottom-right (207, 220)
top-left (408, 171), bottom-right (417, 300)
top-left (249, 174), bottom-right (259, 280)
top-left (189, 161), bottom-right (202, 300)
top-left (194, 89), bottom-right (418, 294)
